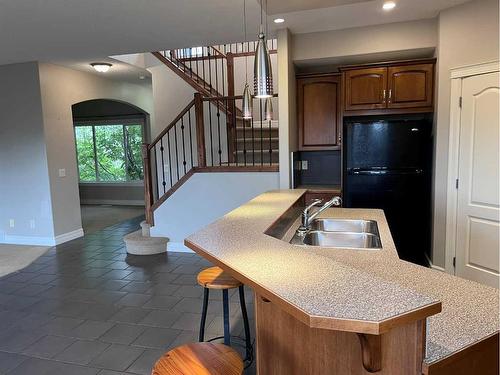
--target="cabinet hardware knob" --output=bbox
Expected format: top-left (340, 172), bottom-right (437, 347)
top-left (260, 296), bottom-right (271, 303)
top-left (388, 89), bottom-right (392, 101)
top-left (382, 89), bottom-right (386, 102)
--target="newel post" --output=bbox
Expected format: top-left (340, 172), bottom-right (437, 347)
top-left (194, 93), bottom-right (207, 168)
top-left (142, 143), bottom-right (154, 225)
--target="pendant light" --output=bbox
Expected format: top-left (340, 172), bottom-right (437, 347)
top-left (254, 0), bottom-right (273, 98)
top-left (241, 0), bottom-right (253, 119)
top-left (264, 97), bottom-right (273, 121)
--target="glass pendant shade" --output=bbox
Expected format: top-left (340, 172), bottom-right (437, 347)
top-left (264, 97), bottom-right (273, 121)
top-left (254, 32), bottom-right (273, 98)
top-left (242, 83), bottom-right (253, 119)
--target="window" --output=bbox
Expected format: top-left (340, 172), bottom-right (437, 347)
top-left (74, 121), bottom-right (144, 182)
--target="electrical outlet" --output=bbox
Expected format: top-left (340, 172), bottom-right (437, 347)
top-left (9, 219), bottom-right (14, 228)
top-left (301, 160), bottom-right (309, 170)
top-left (29, 219), bottom-right (35, 229)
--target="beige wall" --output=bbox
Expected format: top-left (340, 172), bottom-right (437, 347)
top-left (278, 28), bottom-right (298, 188)
top-left (292, 18), bottom-right (437, 64)
top-left (149, 64), bottom-right (196, 138)
top-left (0, 62), bottom-right (55, 244)
top-left (432, 0), bottom-right (499, 267)
top-left (38, 63), bottom-right (154, 236)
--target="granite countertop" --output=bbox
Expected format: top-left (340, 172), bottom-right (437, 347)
top-left (185, 189), bottom-right (499, 364)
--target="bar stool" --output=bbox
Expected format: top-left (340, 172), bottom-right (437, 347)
top-left (152, 342), bottom-right (243, 375)
top-left (197, 266), bottom-right (253, 363)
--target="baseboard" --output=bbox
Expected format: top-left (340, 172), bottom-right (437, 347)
top-left (55, 228), bottom-right (84, 245)
top-left (0, 234), bottom-right (57, 246)
top-left (167, 242), bottom-right (194, 253)
top-left (80, 199), bottom-right (145, 206)
top-left (425, 253), bottom-right (446, 272)
top-left (0, 228), bottom-right (84, 246)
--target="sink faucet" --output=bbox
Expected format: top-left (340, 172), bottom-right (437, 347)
top-left (297, 196), bottom-right (342, 235)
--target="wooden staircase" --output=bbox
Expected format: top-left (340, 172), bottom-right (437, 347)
top-left (143, 42), bottom-right (279, 224)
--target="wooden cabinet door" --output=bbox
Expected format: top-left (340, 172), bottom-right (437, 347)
top-left (387, 64), bottom-right (434, 109)
top-left (298, 75), bottom-right (340, 150)
top-left (344, 67), bottom-right (387, 111)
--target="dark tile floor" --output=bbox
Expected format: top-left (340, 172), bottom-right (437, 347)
top-left (0, 217), bottom-right (255, 374)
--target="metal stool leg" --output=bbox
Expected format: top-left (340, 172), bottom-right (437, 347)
top-left (238, 285), bottom-right (253, 361)
top-left (222, 289), bottom-right (231, 346)
top-left (199, 288), bottom-right (209, 342)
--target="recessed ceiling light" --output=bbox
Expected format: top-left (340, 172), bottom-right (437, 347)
top-left (274, 18), bottom-right (285, 24)
top-left (382, 1), bottom-right (396, 10)
top-left (139, 75), bottom-right (146, 80)
top-left (90, 63), bottom-right (112, 73)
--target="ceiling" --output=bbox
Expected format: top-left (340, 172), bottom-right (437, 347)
top-left (52, 57), bottom-right (152, 84)
top-left (0, 0), bottom-right (471, 66)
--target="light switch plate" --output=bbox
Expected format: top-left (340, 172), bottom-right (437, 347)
top-left (9, 219), bottom-right (14, 228)
top-left (58, 168), bottom-right (66, 177)
top-left (301, 160), bottom-right (308, 170)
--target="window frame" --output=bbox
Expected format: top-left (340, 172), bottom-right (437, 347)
top-left (74, 117), bottom-right (145, 184)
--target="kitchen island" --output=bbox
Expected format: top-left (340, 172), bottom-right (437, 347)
top-left (185, 190), bottom-right (499, 374)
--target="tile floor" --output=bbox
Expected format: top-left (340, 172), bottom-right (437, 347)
top-left (0, 216), bottom-right (255, 374)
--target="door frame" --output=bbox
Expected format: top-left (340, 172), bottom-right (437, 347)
top-left (444, 60), bottom-right (500, 274)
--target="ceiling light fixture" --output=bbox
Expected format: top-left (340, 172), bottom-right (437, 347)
top-left (254, 0), bottom-right (273, 99)
top-left (91, 63), bottom-right (112, 73)
top-left (382, 1), bottom-right (396, 10)
top-left (274, 18), bottom-right (285, 24)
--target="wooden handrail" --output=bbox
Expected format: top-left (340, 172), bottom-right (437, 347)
top-left (148, 99), bottom-right (195, 149)
top-left (202, 93), bottom-right (279, 101)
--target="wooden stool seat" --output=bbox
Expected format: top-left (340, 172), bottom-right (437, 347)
top-left (152, 342), bottom-right (244, 375)
top-left (197, 266), bottom-right (242, 290)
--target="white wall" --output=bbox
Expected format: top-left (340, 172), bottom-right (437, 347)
top-left (292, 18), bottom-right (437, 64)
top-left (432, 0), bottom-right (499, 267)
top-left (150, 171), bottom-right (280, 251)
top-left (38, 63), bottom-right (154, 237)
top-left (0, 62), bottom-right (55, 245)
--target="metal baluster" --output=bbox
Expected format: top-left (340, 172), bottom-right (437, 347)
top-left (260, 98), bottom-right (264, 166)
top-left (174, 124), bottom-right (180, 181)
top-left (166, 132), bottom-right (173, 188)
top-left (188, 107), bottom-right (194, 168)
top-left (242, 101), bottom-right (247, 166)
top-left (202, 47), bottom-right (206, 88)
top-left (208, 46), bottom-right (212, 93)
top-left (251, 100), bottom-right (256, 166)
top-left (208, 101), bottom-right (214, 166)
top-left (233, 98), bottom-right (238, 166)
top-left (225, 98), bottom-right (231, 166)
top-left (269, 102), bottom-right (272, 166)
top-left (160, 139), bottom-right (166, 194)
top-left (181, 116), bottom-right (187, 174)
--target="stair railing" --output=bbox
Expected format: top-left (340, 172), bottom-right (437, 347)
top-left (143, 93), bottom-right (278, 224)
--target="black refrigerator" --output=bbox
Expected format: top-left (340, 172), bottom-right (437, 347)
top-left (343, 117), bottom-right (433, 265)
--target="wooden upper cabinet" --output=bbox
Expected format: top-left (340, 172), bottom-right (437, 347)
top-left (344, 67), bottom-right (387, 111)
top-left (341, 59), bottom-right (435, 114)
top-left (387, 64), bottom-right (434, 109)
top-left (297, 74), bottom-right (341, 150)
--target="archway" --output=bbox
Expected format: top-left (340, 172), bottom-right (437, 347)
top-left (72, 99), bottom-right (150, 233)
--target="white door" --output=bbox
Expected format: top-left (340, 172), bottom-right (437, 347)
top-left (456, 71), bottom-right (499, 288)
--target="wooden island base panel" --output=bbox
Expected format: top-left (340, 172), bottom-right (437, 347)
top-left (185, 190), bottom-right (499, 375)
top-left (255, 293), bottom-right (426, 375)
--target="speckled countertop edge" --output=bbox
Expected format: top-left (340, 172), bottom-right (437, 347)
top-left (185, 189), bottom-right (499, 364)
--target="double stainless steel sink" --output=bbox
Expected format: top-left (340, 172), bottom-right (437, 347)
top-left (290, 219), bottom-right (382, 250)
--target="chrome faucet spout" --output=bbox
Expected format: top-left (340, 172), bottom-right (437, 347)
top-left (297, 196), bottom-right (342, 235)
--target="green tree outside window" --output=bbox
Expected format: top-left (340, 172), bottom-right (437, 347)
top-left (74, 122), bottom-right (144, 182)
